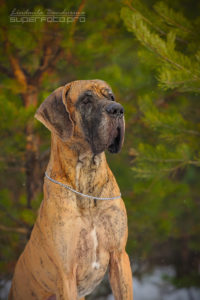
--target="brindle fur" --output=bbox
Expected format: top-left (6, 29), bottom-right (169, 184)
top-left (9, 80), bottom-right (133, 300)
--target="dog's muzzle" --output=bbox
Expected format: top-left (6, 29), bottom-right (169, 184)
top-left (105, 102), bottom-right (124, 118)
top-left (105, 102), bottom-right (125, 154)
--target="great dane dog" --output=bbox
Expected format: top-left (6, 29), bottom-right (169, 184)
top-left (9, 80), bottom-right (133, 300)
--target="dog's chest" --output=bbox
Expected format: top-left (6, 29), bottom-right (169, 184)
top-left (76, 225), bottom-right (108, 298)
top-left (76, 205), bottom-right (127, 262)
top-left (76, 205), bottom-right (127, 297)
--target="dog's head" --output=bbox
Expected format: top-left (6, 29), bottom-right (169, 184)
top-left (35, 80), bottom-right (125, 155)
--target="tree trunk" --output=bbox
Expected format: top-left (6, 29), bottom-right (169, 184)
top-left (25, 124), bottom-right (42, 208)
top-left (22, 88), bottom-right (43, 208)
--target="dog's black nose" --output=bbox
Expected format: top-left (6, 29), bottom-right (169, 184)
top-left (105, 102), bottom-right (124, 116)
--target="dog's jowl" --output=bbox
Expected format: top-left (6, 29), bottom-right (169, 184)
top-left (9, 80), bottom-right (133, 300)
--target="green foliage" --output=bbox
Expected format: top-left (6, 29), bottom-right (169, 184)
top-left (121, 1), bottom-right (200, 92)
top-left (121, 0), bottom-right (200, 287)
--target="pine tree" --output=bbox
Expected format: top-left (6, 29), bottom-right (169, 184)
top-left (121, 0), bottom-right (200, 287)
top-left (121, 1), bottom-right (200, 93)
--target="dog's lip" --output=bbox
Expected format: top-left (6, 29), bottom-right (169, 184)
top-left (108, 127), bottom-right (122, 154)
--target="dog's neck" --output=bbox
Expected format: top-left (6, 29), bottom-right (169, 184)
top-left (46, 134), bottom-right (111, 195)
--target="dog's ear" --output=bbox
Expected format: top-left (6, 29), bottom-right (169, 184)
top-left (35, 83), bottom-right (74, 142)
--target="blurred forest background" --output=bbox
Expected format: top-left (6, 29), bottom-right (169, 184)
top-left (0, 0), bottom-right (200, 299)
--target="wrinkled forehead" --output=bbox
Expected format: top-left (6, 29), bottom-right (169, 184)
top-left (68, 79), bottom-right (112, 102)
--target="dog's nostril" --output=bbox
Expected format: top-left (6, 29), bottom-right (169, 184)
top-left (106, 103), bottom-right (124, 116)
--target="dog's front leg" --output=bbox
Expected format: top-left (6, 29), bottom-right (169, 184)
top-left (56, 270), bottom-right (78, 300)
top-left (109, 251), bottom-right (133, 300)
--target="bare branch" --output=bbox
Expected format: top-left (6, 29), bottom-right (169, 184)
top-left (35, 44), bottom-right (53, 74)
top-left (0, 224), bottom-right (27, 234)
top-left (32, 47), bottom-right (63, 84)
top-left (67, 0), bottom-right (86, 59)
top-left (2, 34), bottom-right (27, 90)
top-left (69, 0), bottom-right (86, 38)
top-left (31, 1), bottom-right (86, 83)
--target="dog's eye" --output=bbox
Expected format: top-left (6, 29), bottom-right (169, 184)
top-left (82, 90), bottom-right (93, 104)
top-left (82, 97), bottom-right (92, 104)
top-left (109, 93), bottom-right (115, 101)
top-left (86, 90), bottom-right (93, 96)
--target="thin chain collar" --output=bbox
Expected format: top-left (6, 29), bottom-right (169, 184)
top-left (45, 172), bottom-right (121, 201)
